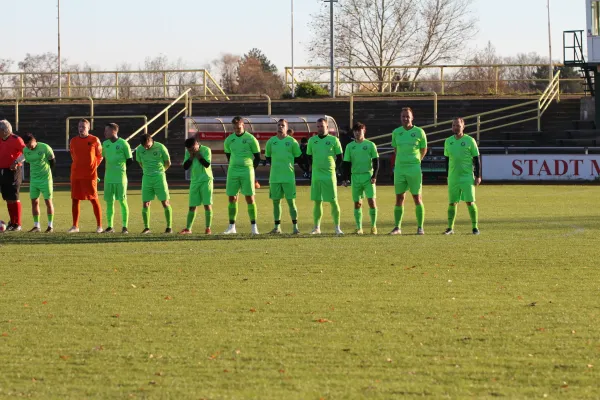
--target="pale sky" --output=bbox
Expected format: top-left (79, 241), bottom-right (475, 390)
top-left (2, 0), bottom-right (586, 72)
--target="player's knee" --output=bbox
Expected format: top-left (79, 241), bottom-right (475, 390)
top-left (229, 196), bottom-right (237, 203)
top-left (204, 205), bottom-right (212, 211)
top-left (368, 199), bottom-right (376, 208)
top-left (189, 207), bottom-right (196, 212)
top-left (449, 203), bottom-right (457, 207)
top-left (354, 202), bottom-right (362, 209)
top-left (245, 196), bottom-right (254, 204)
top-left (143, 202), bottom-right (151, 208)
top-left (162, 201), bottom-right (170, 208)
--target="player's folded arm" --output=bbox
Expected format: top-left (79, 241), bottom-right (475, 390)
top-left (183, 158), bottom-right (193, 170)
top-left (198, 156), bottom-right (210, 168)
top-left (253, 153), bottom-right (261, 169)
top-left (473, 155), bottom-right (481, 178)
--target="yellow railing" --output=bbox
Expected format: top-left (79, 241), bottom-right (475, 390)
top-left (0, 69), bottom-right (226, 100)
top-left (125, 89), bottom-right (192, 143)
top-left (188, 94), bottom-right (272, 116)
top-left (65, 115), bottom-right (148, 150)
top-left (376, 71), bottom-right (562, 155)
top-left (0, 96), bottom-right (94, 132)
top-left (349, 92), bottom-right (437, 128)
top-left (285, 63), bottom-right (579, 96)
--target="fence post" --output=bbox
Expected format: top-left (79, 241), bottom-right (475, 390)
top-left (335, 69), bottom-right (340, 97)
top-left (203, 70), bottom-right (207, 97)
top-left (440, 67), bottom-right (444, 95)
top-left (537, 100), bottom-right (541, 132)
top-left (67, 73), bottom-right (71, 97)
top-left (163, 72), bottom-right (168, 98)
top-left (115, 72), bottom-right (119, 100)
top-left (165, 108), bottom-right (169, 139)
top-left (388, 68), bottom-right (393, 93)
top-left (494, 66), bottom-right (499, 95)
top-left (20, 74), bottom-right (24, 98)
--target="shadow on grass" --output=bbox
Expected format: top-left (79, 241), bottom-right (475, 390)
top-left (0, 232), bottom-right (351, 246)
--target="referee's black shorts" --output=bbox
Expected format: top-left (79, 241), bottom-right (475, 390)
top-left (0, 167), bottom-right (22, 201)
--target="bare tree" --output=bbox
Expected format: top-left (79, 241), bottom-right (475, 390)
top-left (212, 53), bottom-right (241, 94)
top-left (307, 0), bottom-right (477, 93)
top-left (0, 59), bottom-right (14, 98)
top-left (18, 53), bottom-right (67, 97)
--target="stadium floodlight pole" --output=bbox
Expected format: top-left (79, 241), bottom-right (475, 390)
top-left (57, 0), bottom-right (62, 98)
top-left (547, 0), bottom-right (552, 84)
top-left (291, 0), bottom-right (295, 98)
top-left (324, 0), bottom-right (338, 98)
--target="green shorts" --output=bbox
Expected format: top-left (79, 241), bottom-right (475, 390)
top-left (226, 167), bottom-right (255, 197)
top-left (351, 173), bottom-right (376, 202)
top-left (448, 179), bottom-right (476, 203)
top-left (189, 180), bottom-right (213, 206)
top-left (142, 174), bottom-right (170, 202)
top-left (394, 165), bottom-right (422, 195)
top-left (104, 182), bottom-right (127, 201)
top-left (29, 181), bottom-right (53, 200)
top-left (311, 176), bottom-right (337, 202)
top-left (269, 182), bottom-right (296, 200)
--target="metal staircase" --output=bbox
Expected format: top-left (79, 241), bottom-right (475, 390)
top-left (563, 30), bottom-right (595, 96)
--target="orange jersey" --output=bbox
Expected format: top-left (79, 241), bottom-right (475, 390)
top-left (70, 135), bottom-right (103, 180)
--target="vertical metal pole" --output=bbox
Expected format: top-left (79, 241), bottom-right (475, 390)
top-left (476, 116), bottom-right (481, 145)
top-left (165, 109), bottom-right (169, 139)
top-left (440, 67), bottom-right (444, 95)
top-left (547, 0), bottom-right (553, 84)
top-left (20, 74), bottom-right (24, 99)
top-left (325, 0), bottom-right (337, 98)
top-left (57, 0), bottom-right (62, 98)
top-left (115, 72), bottom-right (119, 99)
top-left (291, 0), bottom-right (295, 98)
top-left (67, 72), bottom-right (71, 97)
top-left (163, 72), bottom-right (168, 98)
top-left (203, 70), bottom-right (207, 96)
top-left (537, 100), bottom-right (541, 131)
top-left (495, 66), bottom-right (499, 95)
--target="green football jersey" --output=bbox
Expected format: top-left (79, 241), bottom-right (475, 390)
top-left (223, 132), bottom-right (260, 169)
top-left (306, 134), bottom-right (343, 178)
top-left (136, 142), bottom-right (170, 176)
top-left (444, 134), bottom-right (479, 181)
top-left (102, 138), bottom-right (132, 184)
top-left (391, 126), bottom-right (427, 168)
top-left (23, 142), bottom-right (54, 184)
top-left (184, 145), bottom-right (213, 183)
top-left (265, 135), bottom-right (301, 184)
top-left (343, 139), bottom-right (379, 175)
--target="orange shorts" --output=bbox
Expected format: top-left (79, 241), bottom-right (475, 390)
top-left (71, 179), bottom-right (98, 200)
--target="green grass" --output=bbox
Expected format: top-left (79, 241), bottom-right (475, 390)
top-left (0, 185), bottom-right (599, 399)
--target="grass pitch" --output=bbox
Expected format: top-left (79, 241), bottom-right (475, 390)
top-left (0, 185), bottom-right (599, 399)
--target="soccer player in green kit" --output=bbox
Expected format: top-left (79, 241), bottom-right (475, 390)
top-left (180, 137), bottom-right (213, 235)
top-left (265, 119), bottom-right (302, 234)
top-left (390, 107), bottom-right (427, 235)
top-left (136, 134), bottom-right (173, 234)
top-left (342, 122), bottom-right (379, 235)
top-left (102, 123), bottom-right (132, 234)
top-left (307, 118), bottom-right (343, 235)
top-left (443, 117), bottom-right (481, 235)
top-left (22, 134), bottom-right (55, 233)
top-left (223, 116), bottom-right (261, 235)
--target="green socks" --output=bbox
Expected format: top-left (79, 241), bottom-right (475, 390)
top-left (106, 200), bottom-right (114, 227)
top-left (354, 208), bottom-right (362, 229)
top-left (416, 204), bottom-right (425, 229)
top-left (142, 207), bottom-right (150, 229)
top-left (228, 202), bottom-right (238, 224)
top-left (120, 201), bottom-right (129, 228)
top-left (247, 203), bottom-right (257, 223)
top-left (287, 199), bottom-right (298, 221)
top-left (186, 210), bottom-right (196, 230)
top-left (394, 206), bottom-right (404, 228)
top-left (369, 208), bottom-right (377, 228)
top-left (313, 201), bottom-right (323, 227)
top-left (205, 209), bottom-right (213, 228)
top-left (448, 205), bottom-right (457, 229)
top-left (273, 200), bottom-right (282, 223)
top-left (33, 215), bottom-right (39, 223)
top-left (331, 201), bottom-right (341, 226)
top-left (468, 204), bottom-right (479, 229)
top-left (47, 213), bottom-right (54, 227)
top-left (164, 205), bottom-right (173, 229)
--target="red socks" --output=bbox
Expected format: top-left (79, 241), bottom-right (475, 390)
top-left (7, 201), bottom-right (22, 226)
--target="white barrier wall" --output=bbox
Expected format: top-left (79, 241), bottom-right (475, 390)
top-left (482, 155), bottom-right (600, 181)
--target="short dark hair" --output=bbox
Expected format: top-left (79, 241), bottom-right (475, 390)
top-left (139, 133), bottom-right (153, 146)
top-left (317, 118), bottom-right (328, 125)
top-left (278, 118), bottom-right (288, 125)
top-left (79, 118), bottom-right (90, 126)
top-left (287, 128), bottom-right (294, 136)
top-left (22, 133), bottom-right (36, 144)
top-left (231, 116), bottom-right (243, 124)
top-left (352, 122), bottom-right (366, 132)
top-left (452, 116), bottom-right (465, 124)
top-left (401, 107), bottom-right (414, 115)
top-left (300, 137), bottom-right (308, 144)
top-left (105, 123), bottom-right (119, 133)
top-left (185, 137), bottom-right (198, 148)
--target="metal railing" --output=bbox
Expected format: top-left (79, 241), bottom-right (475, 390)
top-left (285, 63), bottom-right (580, 96)
top-left (1, 96), bottom-right (94, 132)
top-left (65, 115), bottom-right (148, 150)
top-left (349, 92), bottom-right (437, 129)
top-left (188, 94), bottom-right (272, 116)
top-left (0, 69), bottom-right (226, 100)
top-left (376, 71), bottom-right (562, 155)
top-left (125, 89), bottom-right (192, 143)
